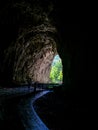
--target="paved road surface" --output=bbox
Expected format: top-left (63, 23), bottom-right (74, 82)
top-left (0, 86), bottom-right (51, 130)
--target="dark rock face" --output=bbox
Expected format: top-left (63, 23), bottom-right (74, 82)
top-left (0, 0), bottom-right (96, 93)
top-left (2, 24), bottom-right (57, 84)
top-left (0, 0), bottom-right (57, 85)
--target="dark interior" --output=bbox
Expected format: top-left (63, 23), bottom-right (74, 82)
top-left (0, 0), bottom-right (97, 129)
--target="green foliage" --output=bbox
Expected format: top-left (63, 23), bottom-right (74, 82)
top-left (50, 58), bottom-right (63, 83)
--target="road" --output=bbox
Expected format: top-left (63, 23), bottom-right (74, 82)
top-left (0, 86), bottom-right (51, 130)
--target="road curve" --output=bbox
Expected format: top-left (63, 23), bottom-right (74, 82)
top-left (18, 90), bottom-right (50, 130)
top-left (0, 86), bottom-right (51, 130)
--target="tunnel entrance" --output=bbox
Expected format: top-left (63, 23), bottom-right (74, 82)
top-left (49, 54), bottom-right (63, 84)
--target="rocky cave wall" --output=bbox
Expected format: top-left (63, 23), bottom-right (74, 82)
top-left (0, 0), bottom-right (95, 93)
top-left (0, 0), bottom-right (57, 85)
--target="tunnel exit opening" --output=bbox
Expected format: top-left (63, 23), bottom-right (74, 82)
top-left (49, 54), bottom-right (63, 84)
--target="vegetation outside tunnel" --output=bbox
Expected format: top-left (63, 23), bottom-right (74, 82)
top-left (49, 55), bottom-right (63, 84)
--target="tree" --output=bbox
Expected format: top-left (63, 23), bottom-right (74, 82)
top-left (50, 59), bottom-right (63, 83)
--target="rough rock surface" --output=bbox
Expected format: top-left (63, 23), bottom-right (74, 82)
top-left (0, 1), bottom-right (96, 114)
top-left (0, 0), bottom-right (57, 85)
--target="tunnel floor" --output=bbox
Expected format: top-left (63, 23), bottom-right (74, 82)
top-left (34, 89), bottom-right (97, 130)
top-left (0, 86), bottom-right (97, 130)
top-left (0, 86), bottom-right (50, 130)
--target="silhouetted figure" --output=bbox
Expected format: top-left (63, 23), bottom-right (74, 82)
top-left (34, 82), bottom-right (37, 93)
top-left (27, 77), bottom-right (32, 90)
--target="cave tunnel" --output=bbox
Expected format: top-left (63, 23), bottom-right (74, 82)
top-left (0, 0), bottom-right (91, 89)
top-left (0, 0), bottom-right (97, 129)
